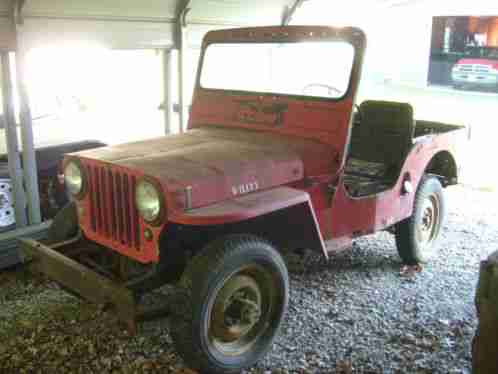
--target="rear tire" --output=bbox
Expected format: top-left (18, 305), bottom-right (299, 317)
top-left (395, 176), bottom-right (446, 265)
top-left (170, 234), bottom-right (289, 374)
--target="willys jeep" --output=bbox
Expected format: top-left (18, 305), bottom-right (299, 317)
top-left (21, 26), bottom-right (466, 373)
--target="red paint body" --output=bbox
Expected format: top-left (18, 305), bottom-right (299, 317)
top-left (66, 26), bottom-right (465, 264)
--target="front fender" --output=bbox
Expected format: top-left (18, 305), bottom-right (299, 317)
top-left (169, 187), bottom-right (328, 258)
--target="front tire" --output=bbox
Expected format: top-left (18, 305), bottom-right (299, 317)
top-left (395, 175), bottom-right (446, 265)
top-left (170, 234), bottom-right (289, 374)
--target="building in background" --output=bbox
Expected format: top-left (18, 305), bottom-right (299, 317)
top-left (429, 16), bottom-right (498, 91)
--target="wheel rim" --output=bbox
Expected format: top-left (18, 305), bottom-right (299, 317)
top-left (209, 265), bottom-right (275, 356)
top-left (416, 193), bottom-right (440, 250)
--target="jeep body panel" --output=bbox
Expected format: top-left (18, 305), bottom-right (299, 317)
top-left (190, 26), bottom-right (366, 174)
top-left (73, 127), bottom-right (312, 210)
top-left (170, 187), bottom-right (310, 225)
top-left (329, 128), bottom-right (463, 248)
top-left (71, 127), bottom-right (333, 263)
top-left (170, 186), bottom-right (328, 257)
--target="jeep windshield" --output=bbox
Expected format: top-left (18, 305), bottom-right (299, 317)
top-left (200, 41), bottom-right (355, 99)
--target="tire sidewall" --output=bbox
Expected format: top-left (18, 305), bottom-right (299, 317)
top-left (411, 177), bottom-right (446, 263)
top-left (191, 241), bottom-right (288, 373)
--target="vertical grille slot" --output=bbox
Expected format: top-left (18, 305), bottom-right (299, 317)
top-left (100, 167), bottom-right (108, 237)
top-left (88, 165), bottom-right (96, 232)
top-left (108, 170), bottom-right (116, 240)
top-left (131, 176), bottom-right (141, 249)
top-left (86, 164), bottom-right (140, 251)
top-left (123, 175), bottom-right (131, 245)
top-left (114, 172), bottom-right (123, 241)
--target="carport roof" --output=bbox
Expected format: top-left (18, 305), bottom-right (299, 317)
top-left (0, 0), bottom-right (295, 25)
top-left (0, 0), bottom-right (301, 50)
top-left (2, 0), bottom-right (498, 50)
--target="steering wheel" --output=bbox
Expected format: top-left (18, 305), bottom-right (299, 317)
top-left (301, 83), bottom-right (342, 97)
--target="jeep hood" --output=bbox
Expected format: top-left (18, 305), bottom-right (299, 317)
top-left (73, 128), bottom-right (331, 210)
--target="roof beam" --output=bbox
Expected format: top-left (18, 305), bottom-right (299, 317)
top-left (282, 0), bottom-right (306, 26)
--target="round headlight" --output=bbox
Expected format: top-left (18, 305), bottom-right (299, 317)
top-left (64, 161), bottom-right (84, 197)
top-left (135, 179), bottom-right (163, 224)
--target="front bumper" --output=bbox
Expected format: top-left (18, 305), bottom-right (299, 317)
top-left (452, 73), bottom-right (498, 88)
top-left (20, 237), bottom-right (137, 330)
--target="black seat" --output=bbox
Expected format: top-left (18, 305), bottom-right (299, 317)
top-left (345, 100), bottom-right (415, 196)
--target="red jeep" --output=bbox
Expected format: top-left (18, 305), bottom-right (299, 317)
top-left (21, 26), bottom-right (466, 373)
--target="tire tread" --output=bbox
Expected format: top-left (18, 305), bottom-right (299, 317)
top-left (170, 234), bottom-right (288, 374)
top-left (395, 175), bottom-right (445, 265)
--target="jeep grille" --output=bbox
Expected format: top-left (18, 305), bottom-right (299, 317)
top-left (458, 64), bottom-right (491, 73)
top-left (86, 164), bottom-right (141, 250)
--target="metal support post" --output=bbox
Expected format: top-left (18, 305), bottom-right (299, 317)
top-left (177, 1), bottom-right (191, 133)
top-left (282, 0), bottom-right (306, 26)
top-left (14, 1), bottom-right (41, 225)
top-left (0, 51), bottom-right (27, 228)
top-left (162, 49), bottom-right (173, 135)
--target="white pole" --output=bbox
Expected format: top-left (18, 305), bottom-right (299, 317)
top-left (177, 3), bottom-right (191, 134)
top-left (0, 51), bottom-right (28, 228)
top-left (14, 2), bottom-right (41, 225)
top-left (162, 49), bottom-right (174, 135)
top-left (178, 23), bottom-right (188, 133)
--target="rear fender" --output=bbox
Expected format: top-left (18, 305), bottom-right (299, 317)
top-left (169, 187), bottom-right (327, 258)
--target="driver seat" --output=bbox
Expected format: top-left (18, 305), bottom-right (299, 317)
top-left (345, 100), bottom-right (415, 196)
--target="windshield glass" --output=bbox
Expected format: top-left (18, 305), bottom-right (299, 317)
top-left (200, 41), bottom-right (355, 99)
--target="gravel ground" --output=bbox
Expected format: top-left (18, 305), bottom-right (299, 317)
top-left (0, 185), bottom-right (496, 373)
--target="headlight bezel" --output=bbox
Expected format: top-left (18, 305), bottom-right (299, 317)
top-left (63, 158), bottom-right (86, 199)
top-left (135, 177), bottom-right (165, 226)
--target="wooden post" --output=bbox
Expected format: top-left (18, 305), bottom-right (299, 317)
top-left (473, 251), bottom-right (498, 373)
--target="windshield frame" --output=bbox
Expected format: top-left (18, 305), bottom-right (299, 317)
top-left (195, 26), bottom-right (366, 103)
